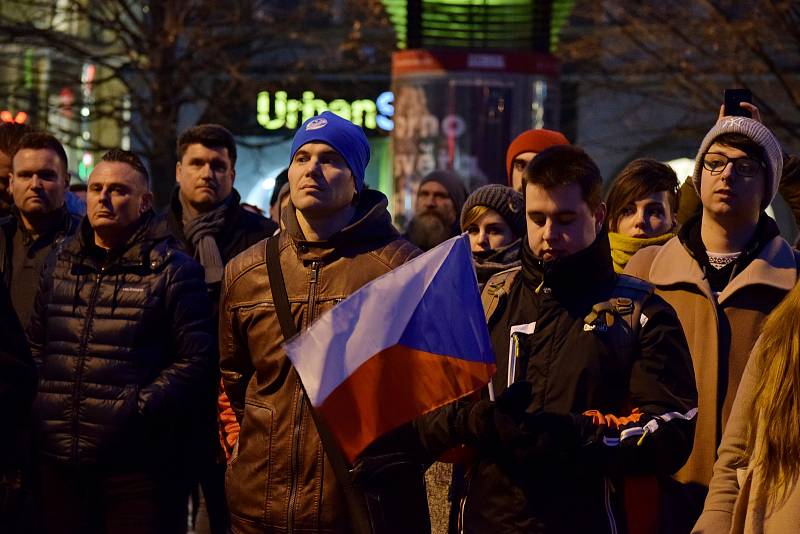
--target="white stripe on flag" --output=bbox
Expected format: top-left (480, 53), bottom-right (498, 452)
top-left (284, 235), bottom-right (469, 407)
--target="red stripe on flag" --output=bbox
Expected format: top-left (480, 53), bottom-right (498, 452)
top-left (317, 345), bottom-right (495, 463)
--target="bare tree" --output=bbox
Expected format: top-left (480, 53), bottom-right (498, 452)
top-left (559, 0), bottom-right (800, 154)
top-left (0, 0), bottom-right (395, 205)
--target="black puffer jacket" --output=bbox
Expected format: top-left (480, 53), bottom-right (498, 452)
top-left (28, 212), bottom-right (216, 468)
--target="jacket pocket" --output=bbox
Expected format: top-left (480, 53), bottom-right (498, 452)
top-left (226, 398), bottom-right (274, 526)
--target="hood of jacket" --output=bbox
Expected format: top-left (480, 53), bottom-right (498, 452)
top-left (282, 188), bottom-right (400, 263)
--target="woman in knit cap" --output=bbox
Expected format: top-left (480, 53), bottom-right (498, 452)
top-left (460, 184), bottom-right (526, 288)
top-left (605, 158), bottom-right (679, 273)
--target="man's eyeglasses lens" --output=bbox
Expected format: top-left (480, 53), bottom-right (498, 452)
top-left (702, 154), bottom-right (763, 177)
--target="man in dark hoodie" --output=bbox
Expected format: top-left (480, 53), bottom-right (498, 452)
top-left (29, 149), bottom-right (216, 534)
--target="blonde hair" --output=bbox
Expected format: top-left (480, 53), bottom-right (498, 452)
top-left (747, 281), bottom-right (800, 504)
top-left (460, 205), bottom-right (491, 232)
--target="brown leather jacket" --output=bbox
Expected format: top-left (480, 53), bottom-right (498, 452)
top-left (220, 190), bottom-right (421, 533)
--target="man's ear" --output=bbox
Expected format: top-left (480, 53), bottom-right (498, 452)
top-left (594, 202), bottom-right (606, 231)
top-left (140, 192), bottom-right (153, 213)
top-left (230, 167), bottom-right (236, 185)
top-left (175, 161), bottom-right (182, 183)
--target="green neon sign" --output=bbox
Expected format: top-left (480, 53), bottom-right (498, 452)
top-left (257, 91), bottom-right (389, 131)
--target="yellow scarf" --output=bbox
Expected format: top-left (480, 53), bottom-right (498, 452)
top-left (609, 232), bottom-right (674, 274)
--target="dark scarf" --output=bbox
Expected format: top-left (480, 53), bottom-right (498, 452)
top-left (678, 213), bottom-right (779, 294)
top-left (473, 239), bottom-right (521, 289)
top-left (183, 194), bottom-right (235, 284)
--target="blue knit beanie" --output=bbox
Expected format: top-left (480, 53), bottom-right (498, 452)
top-left (289, 111), bottom-right (371, 192)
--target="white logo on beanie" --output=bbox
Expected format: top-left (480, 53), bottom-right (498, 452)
top-left (306, 118), bottom-right (328, 131)
top-left (724, 116), bottom-right (750, 128)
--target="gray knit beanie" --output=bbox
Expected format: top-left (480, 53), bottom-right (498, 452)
top-left (460, 184), bottom-right (525, 237)
top-left (419, 170), bottom-right (468, 216)
top-left (692, 116), bottom-right (783, 210)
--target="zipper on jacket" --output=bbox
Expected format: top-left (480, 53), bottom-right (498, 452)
top-left (287, 260), bottom-right (321, 533)
top-left (604, 477), bottom-right (618, 534)
top-left (71, 268), bottom-right (104, 464)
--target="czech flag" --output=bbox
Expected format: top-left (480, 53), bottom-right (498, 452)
top-left (284, 234), bottom-right (495, 463)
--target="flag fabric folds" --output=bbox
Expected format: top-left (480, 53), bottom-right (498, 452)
top-left (284, 234), bottom-right (495, 463)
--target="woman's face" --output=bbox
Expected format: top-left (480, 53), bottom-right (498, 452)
top-left (615, 190), bottom-right (675, 238)
top-left (466, 208), bottom-right (516, 253)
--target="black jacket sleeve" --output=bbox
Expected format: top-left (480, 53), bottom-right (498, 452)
top-left (574, 293), bottom-right (698, 477)
top-left (0, 280), bottom-right (36, 466)
top-left (137, 257), bottom-right (217, 419)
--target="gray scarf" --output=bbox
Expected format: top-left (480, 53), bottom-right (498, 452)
top-left (183, 196), bottom-right (231, 284)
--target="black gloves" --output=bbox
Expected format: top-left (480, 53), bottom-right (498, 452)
top-left (454, 382), bottom-right (596, 469)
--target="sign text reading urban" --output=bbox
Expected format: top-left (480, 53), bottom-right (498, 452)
top-left (256, 91), bottom-right (394, 132)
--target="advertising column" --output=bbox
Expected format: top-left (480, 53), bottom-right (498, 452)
top-left (391, 49), bottom-right (560, 224)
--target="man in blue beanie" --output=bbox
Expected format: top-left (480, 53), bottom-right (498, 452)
top-left (220, 111), bottom-right (430, 534)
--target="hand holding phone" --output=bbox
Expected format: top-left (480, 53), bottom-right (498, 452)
top-left (724, 89), bottom-right (753, 118)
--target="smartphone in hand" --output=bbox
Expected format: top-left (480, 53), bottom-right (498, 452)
top-left (724, 89), bottom-right (753, 118)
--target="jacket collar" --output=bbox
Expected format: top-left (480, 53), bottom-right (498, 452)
top-left (8, 204), bottom-right (79, 244)
top-left (647, 229), bottom-right (796, 304)
top-left (521, 230), bottom-right (617, 302)
top-left (283, 189), bottom-right (399, 263)
top-left (63, 210), bottom-right (174, 271)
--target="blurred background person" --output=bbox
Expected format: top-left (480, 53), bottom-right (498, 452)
top-left (268, 168), bottom-right (289, 224)
top-left (0, 122), bottom-right (33, 218)
top-left (505, 128), bottom-right (569, 193)
top-left (405, 170), bottom-right (467, 250)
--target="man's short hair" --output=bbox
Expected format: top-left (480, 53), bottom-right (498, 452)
top-left (101, 148), bottom-right (151, 190)
top-left (709, 132), bottom-right (766, 163)
top-left (605, 159), bottom-right (679, 232)
top-left (13, 132), bottom-right (69, 175)
top-left (523, 145), bottom-right (603, 210)
top-left (0, 122), bottom-right (33, 156)
top-left (177, 124), bottom-right (237, 166)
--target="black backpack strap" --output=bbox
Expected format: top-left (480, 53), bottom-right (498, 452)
top-left (265, 236), bottom-right (374, 534)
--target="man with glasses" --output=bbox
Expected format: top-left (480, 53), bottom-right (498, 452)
top-left (626, 116), bottom-right (796, 532)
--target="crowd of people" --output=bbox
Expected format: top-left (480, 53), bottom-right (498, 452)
top-left (0, 100), bottom-right (799, 534)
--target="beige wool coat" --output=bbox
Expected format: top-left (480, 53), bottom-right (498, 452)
top-left (624, 235), bottom-right (798, 488)
top-left (693, 339), bottom-right (800, 534)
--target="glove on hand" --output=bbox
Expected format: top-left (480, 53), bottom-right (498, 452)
top-left (452, 381), bottom-right (534, 452)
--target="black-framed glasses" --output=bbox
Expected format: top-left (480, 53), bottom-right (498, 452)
top-left (702, 153), bottom-right (765, 178)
